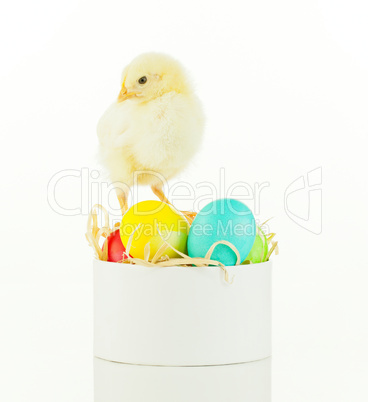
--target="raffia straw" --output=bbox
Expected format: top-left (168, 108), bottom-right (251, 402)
top-left (153, 226), bottom-right (234, 283)
top-left (260, 219), bottom-right (279, 261)
top-left (142, 233), bottom-right (235, 283)
top-left (266, 234), bottom-right (279, 260)
top-left (266, 241), bottom-right (278, 261)
top-left (151, 243), bottom-right (170, 264)
top-left (144, 242), bottom-right (151, 262)
top-left (85, 204), bottom-right (112, 261)
top-left (123, 224), bottom-right (141, 257)
top-left (274, 242), bottom-right (279, 255)
top-left (85, 204), bottom-right (278, 284)
top-left (256, 226), bottom-right (266, 263)
top-left (204, 240), bottom-right (241, 265)
top-left (266, 233), bottom-right (276, 242)
top-left (261, 217), bottom-right (274, 227)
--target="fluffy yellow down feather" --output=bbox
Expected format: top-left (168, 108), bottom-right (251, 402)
top-left (97, 52), bottom-right (204, 216)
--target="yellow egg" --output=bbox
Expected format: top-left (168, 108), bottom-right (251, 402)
top-left (120, 201), bottom-right (190, 260)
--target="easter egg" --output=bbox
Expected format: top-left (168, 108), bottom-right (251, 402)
top-left (102, 229), bottom-right (130, 262)
top-left (187, 199), bottom-right (256, 266)
top-left (120, 200), bottom-right (190, 260)
top-left (242, 228), bottom-right (268, 264)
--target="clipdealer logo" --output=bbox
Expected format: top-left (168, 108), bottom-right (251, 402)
top-left (284, 167), bottom-right (322, 235)
top-left (47, 167), bottom-right (323, 235)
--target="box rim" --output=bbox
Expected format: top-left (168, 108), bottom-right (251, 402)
top-left (93, 258), bottom-right (272, 272)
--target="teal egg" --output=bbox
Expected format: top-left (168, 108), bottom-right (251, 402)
top-left (187, 199), bottom-right (256, 266)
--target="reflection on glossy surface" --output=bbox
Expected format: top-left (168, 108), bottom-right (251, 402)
top-left (94, 357), bottom-right (271, 402)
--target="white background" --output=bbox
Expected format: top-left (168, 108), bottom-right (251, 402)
top-left (1, 0), bottom-right (367, 400)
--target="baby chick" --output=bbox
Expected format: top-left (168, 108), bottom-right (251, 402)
top-left (97, 53), bottom-right (204, 220)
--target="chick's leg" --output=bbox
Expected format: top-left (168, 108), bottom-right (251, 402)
top-left (116, 187), bottom-right (129, 216)
top-left (151, 184), bottom-right (170, 204)
top-left (151, 184), bottom-right (197, 224)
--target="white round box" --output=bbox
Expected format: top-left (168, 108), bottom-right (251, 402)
top-left (94, 259), bottom-right (272, 366)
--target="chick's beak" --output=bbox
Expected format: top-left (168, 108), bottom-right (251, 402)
top-left (117, 85), bottom-right (138, 102)
top-left (117, 85), bottom-right (128, 102)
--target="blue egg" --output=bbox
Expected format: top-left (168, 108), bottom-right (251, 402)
top-left (188, 199), bottom-right (256, 266)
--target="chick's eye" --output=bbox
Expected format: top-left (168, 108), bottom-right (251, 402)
top-left (138, 76), bottom-right (147, 85)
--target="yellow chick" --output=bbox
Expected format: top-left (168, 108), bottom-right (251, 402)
top-left (97, 53), bottom-right (204, 219)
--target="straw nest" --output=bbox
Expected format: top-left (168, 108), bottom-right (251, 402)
top-left (86, 204), bottom-right (278, 284)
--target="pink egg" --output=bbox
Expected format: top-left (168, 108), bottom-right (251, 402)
top-left (102, 229), bottom-right (130, 262)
